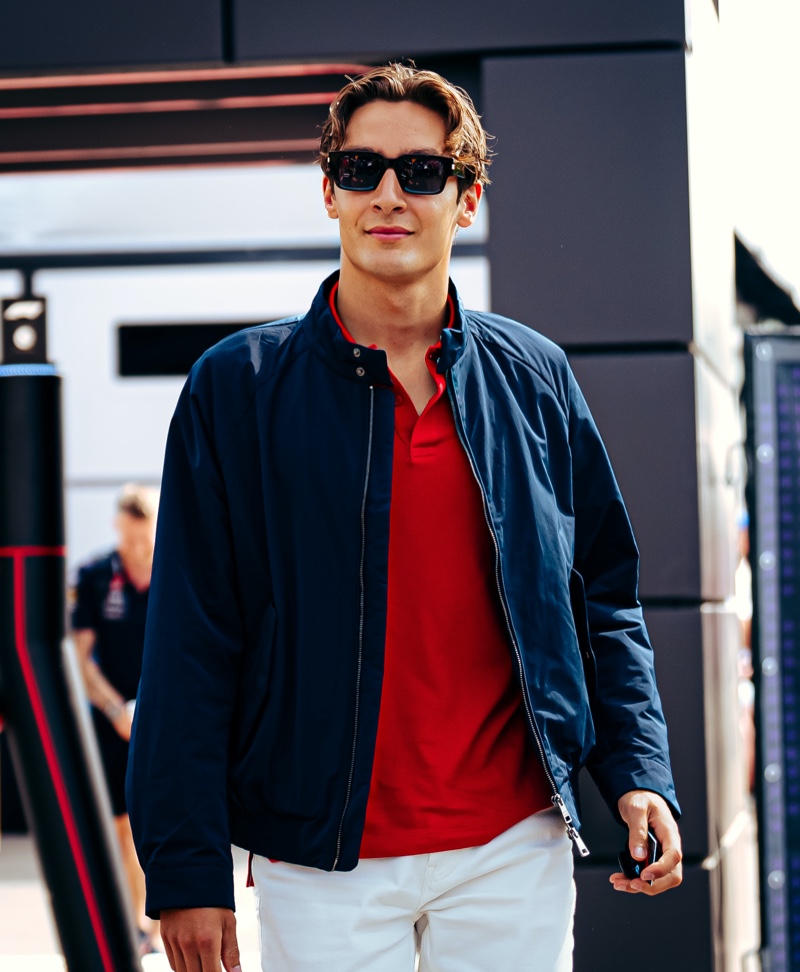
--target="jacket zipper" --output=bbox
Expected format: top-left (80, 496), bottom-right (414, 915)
top-left (333, 386), bottom-right (375, 870)
top-left (446, 373), bottom-right (589, 858)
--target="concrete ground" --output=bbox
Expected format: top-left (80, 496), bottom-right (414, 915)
top-left (0, 834), bottom-right (261, 971)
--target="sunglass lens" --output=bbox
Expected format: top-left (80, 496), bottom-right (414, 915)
top-left (334, 153), bottom-right (383, 191)
top-left (401, 156), bottom-right (448, 194)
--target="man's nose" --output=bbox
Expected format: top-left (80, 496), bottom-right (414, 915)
top-left (371, 167), bottom-right (406, 210)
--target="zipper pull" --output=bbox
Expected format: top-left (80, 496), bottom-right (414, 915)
top-left (552, 794), bottom-right (590, 858)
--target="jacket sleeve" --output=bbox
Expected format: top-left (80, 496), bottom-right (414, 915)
top-left (126, 363), bottom-right (245, 917)
top-left (566, 365), bottom-right (680, 819)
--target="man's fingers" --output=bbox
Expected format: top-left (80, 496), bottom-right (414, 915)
top-left (630, 860), bottom-right (683, 896)
top-left (161, 908), bottom-right (234, 972)
top-left (610, 849), bottom-right (684, 896)
top-left (174, 939), bottom-right (217, 972)
top-left (609, 865), bottom-right (683, 896)
top-left (172, 941), bottom-right (219, 972)
top-left (162, 937), bottom-right (177, 971)
top-left (221, 910), bottom-right (242, 972)
top-left (641, 845), bottom-right (681, 882)
top-left (195, 930), bottom-right (224, 972)
top-left (644, 806), bottom-right (683, 884)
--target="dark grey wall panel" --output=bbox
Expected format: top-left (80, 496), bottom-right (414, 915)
top-left (484, 51), bottom-right (692, 345)
top-left (567, 351), bottom-right (700, 600)
top-left (0, 0), bottom-right (222, 70)
top-left (574, 863), bottom-right (713, 971)
top-left (234, 2), bottom-right (686, 62)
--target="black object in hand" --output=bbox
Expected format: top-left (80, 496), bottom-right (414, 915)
top-left (618, 830), bottom-right (660, 884)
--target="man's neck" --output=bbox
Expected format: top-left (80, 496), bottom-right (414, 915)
top-left (335, 265), bottom-right (449, 355)
top-left (118, 550), bottom-right (152, 590)
top-left (335, 264), bottom-right (451, 415)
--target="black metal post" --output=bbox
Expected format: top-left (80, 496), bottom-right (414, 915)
top-left (0, 295), bottom-right (140, 972)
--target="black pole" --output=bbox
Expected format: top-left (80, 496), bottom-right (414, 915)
top-left (0, 296), bottom-right (140, 972)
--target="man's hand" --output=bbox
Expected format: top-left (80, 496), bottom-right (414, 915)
top-left (611, 790), bottom-right (682, 895)
top-left (161, 907), bottom-right (241, 972)
top-left (111, 705), bottom-right (133, 742)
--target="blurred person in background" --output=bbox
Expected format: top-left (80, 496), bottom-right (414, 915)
top-left (71, 483), bottom-right (159, 955)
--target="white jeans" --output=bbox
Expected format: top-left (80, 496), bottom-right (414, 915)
top-left (251, 809), bottom-right (575, 971)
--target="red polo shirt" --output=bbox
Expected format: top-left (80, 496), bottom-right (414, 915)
top-left (330, 285), bottom-right (551, 858)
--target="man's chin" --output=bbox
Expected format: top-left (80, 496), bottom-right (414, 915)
top-left (348, 255), bottom-right (431, 284)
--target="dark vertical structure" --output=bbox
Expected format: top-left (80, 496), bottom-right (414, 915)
top-left (0, 299), bottom-right (140, 972)
top-left (745, 330), bottom-right (800, 971)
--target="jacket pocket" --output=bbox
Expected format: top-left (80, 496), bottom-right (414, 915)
top-left (569, 568), bottom-right (597, 707)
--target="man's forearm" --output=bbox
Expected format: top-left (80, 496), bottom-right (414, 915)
top-left (80, 655), bottom-right (125, 712)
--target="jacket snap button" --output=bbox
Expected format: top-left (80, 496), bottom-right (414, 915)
top-left (356, 366), bottom-right (366, 377)
top-left (353, 348), bottom-right (361, 358)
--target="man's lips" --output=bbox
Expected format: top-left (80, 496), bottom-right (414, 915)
top-left (367, 227), bottom-right (413, 240)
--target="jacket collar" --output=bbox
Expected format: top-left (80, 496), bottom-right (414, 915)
top-left (438, 283), bottom-right (467, 375)
top-left (304, 271), bottom-right (468, 383)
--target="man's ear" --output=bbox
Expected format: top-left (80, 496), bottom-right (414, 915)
top-left (323, 176), bottom-right (339, 220)
top-left (456, 182), bottom-right (482, 229)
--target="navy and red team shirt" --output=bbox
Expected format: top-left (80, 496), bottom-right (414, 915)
top-left (330, 285), bottom-right (551, 858)
top-left (70, 551), bottom-right (149, 703)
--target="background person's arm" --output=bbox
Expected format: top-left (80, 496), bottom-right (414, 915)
top-left (72, 628), bottom-right (133, 741)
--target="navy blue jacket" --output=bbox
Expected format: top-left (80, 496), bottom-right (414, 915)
top-left (127, 273), bottom-right (678, 916)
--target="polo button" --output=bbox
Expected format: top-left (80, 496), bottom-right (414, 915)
top-left (356, 366), bottom-right (366, 377)
top-left (395, 394), bottom-right (403, 405)
top-left (353, 348), bottom-right (361, 358)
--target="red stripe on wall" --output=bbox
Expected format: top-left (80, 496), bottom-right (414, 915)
top-left (0, 62), bottom-right (372, 91)
top-left (0, 138), bottom-right (320, 166)
top-left (0, 91), bottom-right (337, 120)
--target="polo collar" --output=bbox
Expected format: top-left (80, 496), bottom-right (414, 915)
top-left (304, 272), bottom-right (468, 383)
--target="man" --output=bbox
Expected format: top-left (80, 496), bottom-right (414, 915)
top-left (128, 63), bottom-right (682, 972)
top-left (71, 483), bottom-right (159, 954)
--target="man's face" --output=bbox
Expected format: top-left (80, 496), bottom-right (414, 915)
top-left (323, 100), bottom-right (481, 287)
top-left (115, 512), bottom-right (155, 567)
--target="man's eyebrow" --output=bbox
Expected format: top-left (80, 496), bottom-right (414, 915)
top-left (339, 146), bottom-right (445, 156)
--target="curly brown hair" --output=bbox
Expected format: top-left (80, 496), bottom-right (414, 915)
top-left (319, 62), bottom-right (493, 195)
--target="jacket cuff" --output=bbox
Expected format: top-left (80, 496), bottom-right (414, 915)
top-left (144, 862), bottom-right (235, 920)
top-left (589, 757), bottom-right (681, 825)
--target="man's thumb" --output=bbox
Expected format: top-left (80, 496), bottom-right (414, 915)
top-left (221, 912), bottom-right (241, 972)
top-left (618, 792), bottom-right (650, 862)
top-left (629, 822), bottom-right (649, 861)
